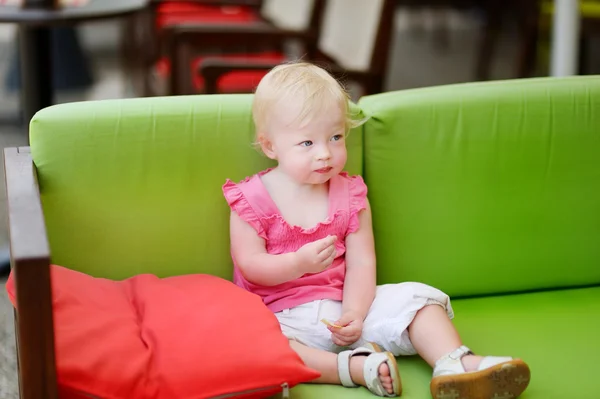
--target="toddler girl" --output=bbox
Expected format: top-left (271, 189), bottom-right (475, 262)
top-left (222, 62), bottom-right (530, 398)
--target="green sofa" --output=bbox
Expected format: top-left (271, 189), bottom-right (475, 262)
top-left (5, 76), bottom-right (599, 399)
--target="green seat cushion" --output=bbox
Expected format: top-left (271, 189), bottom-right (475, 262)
top-left (30, 95), bottom-right (364, 280)
top-left (359, 76), bottom-right (600, 298)
top-left (291, 285), bottom-right (600, 398)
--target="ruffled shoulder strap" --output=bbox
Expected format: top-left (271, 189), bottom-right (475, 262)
top-left (222, 174), bottom-right (274, 240)
top-left (342, 173), bottom-right (368, 234)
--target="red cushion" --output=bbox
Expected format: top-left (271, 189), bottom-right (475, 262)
top-left (156, 4), bottom-right (260, 29)
top-left (155, 51), bottom-right (287, 93)
top-left (6, 266), bottom-right (320, 399)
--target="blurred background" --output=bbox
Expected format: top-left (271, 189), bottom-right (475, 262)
top-left (0, 0), bottom-right (599, 397)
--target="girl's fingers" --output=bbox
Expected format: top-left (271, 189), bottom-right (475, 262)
top-left (332, 328), bottom-right (356, 339)
top-left (325, 243), bottom-right (336, 254)
top-left (326, 248), bottom-right (336, 264)
top-left (318, 245), bottom-right (336, 263)
top-left (333, 335), bottom-right (356, 347)
top-left (332, 333), bottom-right (353, 347)
top-left (315, 235), bottom-right (335, 252)
top-left (330, 325), bottom-right (360, 341)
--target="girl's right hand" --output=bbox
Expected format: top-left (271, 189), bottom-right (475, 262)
top-left (294, 235), bottom-right (337, 275)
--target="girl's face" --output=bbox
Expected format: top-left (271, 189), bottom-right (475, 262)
top-left (260, 99), bottom-right (348, 186)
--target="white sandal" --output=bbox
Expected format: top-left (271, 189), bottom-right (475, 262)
top-left (337, 342), bottom-right (402, 397)
top-left (430, 345), bottom-right (531, 399)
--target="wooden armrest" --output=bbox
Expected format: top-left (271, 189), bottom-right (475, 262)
top-left (4, 147), bottom-right (57, 399)
top-left (166, 23), bottom-right (315, 94)
top-left (199, 58), bottom-right (375, 94)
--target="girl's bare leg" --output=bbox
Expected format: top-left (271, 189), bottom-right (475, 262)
top-left (409, 304), bottom-right (531, 399)
top-left (407, 305), bottom-right (483, 370)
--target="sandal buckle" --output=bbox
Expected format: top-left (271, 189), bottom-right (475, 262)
top-left (445, 345), bottom-right (473, 361)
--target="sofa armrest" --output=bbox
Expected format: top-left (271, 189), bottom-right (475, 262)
top-left (4, 147), bottom-right (57, 399)
top-left (165, 23), bottom-right (315, 94)
top-left (199, 58), bottom-right (375, 94)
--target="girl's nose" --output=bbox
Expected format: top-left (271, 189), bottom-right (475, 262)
top-left (316, 146), bottom-right (331, 161)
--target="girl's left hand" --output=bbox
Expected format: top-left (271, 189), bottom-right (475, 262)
top-left (328, 311), bottom-right (363, 347)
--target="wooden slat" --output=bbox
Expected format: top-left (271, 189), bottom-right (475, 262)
top-left (4, 147), bottom-right (57, 399)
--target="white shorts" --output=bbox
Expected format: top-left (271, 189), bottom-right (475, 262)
top-left (274, 282), bottom-right (454, 356)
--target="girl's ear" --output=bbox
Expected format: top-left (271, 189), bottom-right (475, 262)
top-left (258, 133), bottom-right (277, 160)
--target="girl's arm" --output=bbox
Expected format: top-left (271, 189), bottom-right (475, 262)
top-left (341, 199), bottom-right (377, 321)
top-left (229, 211), bottom-right (303, 286)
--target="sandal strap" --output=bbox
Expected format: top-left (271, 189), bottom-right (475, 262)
top-left (433, 345), bottom-right (474, 377)
top-left (449, 345), bottom-right (473, 359)
top-left (337, 350), bottom-right (358, 388)
top-left (437, 345), bottom-right (473, 364)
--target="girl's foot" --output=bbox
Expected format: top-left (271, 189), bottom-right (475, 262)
top-left (461, 354), bottom-right (485, 371)
top-left (430, 346), bottom-right (530, 399)
top-left (350, 356), bottom-right (394, 395)
top-left (337, 343), bottom-right (402, 397)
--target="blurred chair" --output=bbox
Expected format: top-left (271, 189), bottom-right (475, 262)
top-left (162, 0), bottom-right (324, 95)
top-left (122, 0), bottom-right (265, 96)
top-left (126, 0), bottom-right (318, 96)
top-left (168, 0), bottom-right (396, 97)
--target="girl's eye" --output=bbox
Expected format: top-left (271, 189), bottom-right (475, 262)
top-left (300, 141), bottom-right (313, 147)
top-left (331, 134), bottom-right (344, 141)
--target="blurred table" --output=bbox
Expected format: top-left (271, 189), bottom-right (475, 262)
top-left (0, 0), bottom-right (148, 128)
top-left (550, 0), bottom-right (580, 76)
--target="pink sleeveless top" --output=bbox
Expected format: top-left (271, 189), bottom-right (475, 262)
top-left (222, 169), bottom-right (368, 313)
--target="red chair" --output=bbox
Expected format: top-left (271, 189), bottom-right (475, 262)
top-left (156, 51), bottom-right (288, 94)
top-left (167, 0), bottom-right (396, 97)
top-left (123, 1), bottom-right (267, 96)
top-left (158, 0), bottom-right (325, 95)
top-left (151, 1), bottom-right (272, 95)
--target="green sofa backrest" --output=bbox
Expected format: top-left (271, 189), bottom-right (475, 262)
top-left (30, 94), bottom-right (364, 280)
top-left (359, 76), bottom-right (600, 298)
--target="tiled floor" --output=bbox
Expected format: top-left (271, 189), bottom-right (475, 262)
top-left (0, 9), bottom-right (535, 398)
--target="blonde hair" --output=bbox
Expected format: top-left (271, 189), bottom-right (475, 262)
top-left (252, 62), bottom-right (366, 144)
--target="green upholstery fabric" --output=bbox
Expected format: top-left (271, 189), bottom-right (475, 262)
top-left (30, 94), bottom-right (364, 280)
top-left (291, 286), bottom-right (600, 398)
top-left (359, 77), bottom-right (600, 298)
